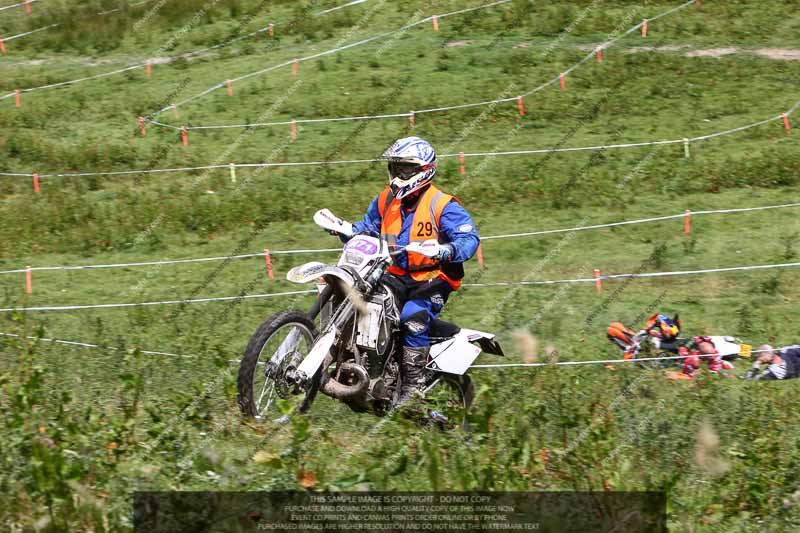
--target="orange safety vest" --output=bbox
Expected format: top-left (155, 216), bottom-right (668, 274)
top-left (378, 185), bottom-right (461, 289)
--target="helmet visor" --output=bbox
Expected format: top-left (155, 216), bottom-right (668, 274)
top-left (388, 161), bottom-right (421, 180)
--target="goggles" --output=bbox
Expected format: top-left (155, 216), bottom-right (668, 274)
top-left (387, 161), bottom-right (422, 180)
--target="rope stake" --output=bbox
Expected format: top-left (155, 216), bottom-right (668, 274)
top-left (265, 249), bottom-right (275, 280)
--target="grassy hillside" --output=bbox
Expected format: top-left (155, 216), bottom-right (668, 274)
top-left (1, 0), bottom-right (799, 530)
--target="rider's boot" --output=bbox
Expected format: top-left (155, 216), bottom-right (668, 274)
top-left (397, 345), bottom-right (430, 406)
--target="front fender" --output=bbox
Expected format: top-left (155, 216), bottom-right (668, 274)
top-left (287, 262), bottom-right (355, 287)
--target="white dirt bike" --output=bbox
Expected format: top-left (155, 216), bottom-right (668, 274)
top-left (237, 209), bottom-right (503, 426)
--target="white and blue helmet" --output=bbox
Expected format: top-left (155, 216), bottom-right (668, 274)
top-left (382, 136), bottom-right (437, 200)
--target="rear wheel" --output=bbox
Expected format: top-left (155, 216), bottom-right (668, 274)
top-left (237, 310), bottom-right (318, 420)
top-left (442, 374), bottom-right (475, 431)
top-left (400, 373), bottom-right (475, 430)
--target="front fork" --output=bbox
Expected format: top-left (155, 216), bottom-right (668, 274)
top-left (287, 296), bottom-right (357, 391)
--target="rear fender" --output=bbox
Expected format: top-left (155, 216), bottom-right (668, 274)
top-left (428, 337), bottom-right (480, 375)
top-left (427, 328), bottom-right (504, 375)
top-left (706, 335), bottom-right (746, 358)
top-left (460, 328), bottom-right (504, 356)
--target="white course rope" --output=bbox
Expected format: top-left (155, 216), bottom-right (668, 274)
top-left (150, 0), bottom-right (695, 130)
top-left (149, 0), bottom-right (514, 118)
top-left (464, 261), bottom-right (800, 288)
top-left (469, 347), bottom-right (782, 369)
top-left (2, 101), bottom-right (797, 178)
top-left (0, 157), bottom-right (386, 178)
top-left (0, 331), bottom-right (191, 358)
top-left (0, 0), bottom-right (40, 13)
top-left (0, 0), bottom-right (370, 97)
top-left (0, 289), bottom-right (318, 312)
top-left (2, 23), bottom-right (57, 41)
top-left (0, 333), bottom-right (785, 369)
top-left (97, 0), bottom-right (159, 16)
top-left (2, 261), bottom-right (798, 313)
top-left (440, 103), bottom-right (799, 159)
top-left (0, 0), bottom-right (156, 44)
top-left (317, 0), bottom-right (371, 16)
top-left (481, 202), bottom-right (800, 240)
top-left (0, 248), bottom-right (342, 275)
top-left (1, 201), bottom-right (798, 275)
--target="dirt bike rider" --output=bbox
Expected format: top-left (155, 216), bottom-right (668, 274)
top-left (608, 313), bottom-right (684, 360)
top-left (745, 344), bottom-right (800, 380)
top-left (331, 137), bottom-right (479, 404)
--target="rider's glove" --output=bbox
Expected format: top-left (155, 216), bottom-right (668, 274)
top-left (744, 362), bottom-right (761, 380)
top-left (408, 240), bottom-right (455, 261)
top-left (438, 243), bottom-right (455, 262)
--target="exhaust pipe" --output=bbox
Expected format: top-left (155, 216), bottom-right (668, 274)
top-left (320, 362), bottom-right (369, 400)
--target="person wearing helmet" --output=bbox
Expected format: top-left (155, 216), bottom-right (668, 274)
top-left (335, 137), bottom-right (479, 405)
top-left (745, 344), bottom-right (800, 380)
top-left (635, 314), bottom-right (730, 376)
top-left (607, 313), bottom-right (683, 360)
top-left (642, 313), bottom-right (682, 344)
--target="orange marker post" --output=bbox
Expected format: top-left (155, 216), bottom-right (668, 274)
top-left (264, 249), bottom-right (274, 280)
top-left (0, 38), bottom-right (6, 55)
top-left (33, 173), bottom-right (39, 193)
top-left (695, 0), bottom-right (701, 7)
top-left (596, 47), bottom-right (603, 63)
top-left (145, 61), bottom-right (152, 78)
top-left (684, 210), bottom-right (691, 235)
top-left (180, 127), bottom-right (188, 146)
top-left (226, 80), bottom-right (233, 96)
top-left (172, 104), bottom-right (180, 119)
top-left (476, 244), bottom-right (485, 268)
top-left (559, 73), bottom-right (566, 90)
top-left (15, 89), bottom-right (21, 108)
top-left (292, 58), bottom-right (299, 76)
top-left (26, 266), bottom-right (32, 294)
top-left (25, 0), bottom-right (31, 15)
top-left (642, 19), bottom-right (648, 38)
top-left (268, 23), bottom-right (274, 38)
top-left (783, 113), bottom-right (791, 135)
top-left (409, 111), bottom-right (415, 128)
top-left (291, 120), bottom-right (297, 140)
top-left (459, 152), bottom-right (465, 175)
top-left (516, 96), bottom-right (525, 117)
top-left (138, 117), bottom-right (146, 137)
top-left (432, 15), bottom-right (439, 32)
top-left (594, 269), bottom-right (602, 293)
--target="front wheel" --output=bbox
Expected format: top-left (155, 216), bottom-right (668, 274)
top-left (237, 310), bottom-right (318, 420)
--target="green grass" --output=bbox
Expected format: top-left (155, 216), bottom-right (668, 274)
top-left (1, 1), bottom-right (800, 530)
